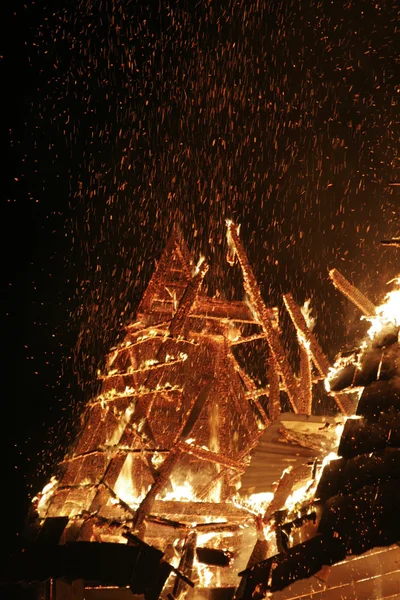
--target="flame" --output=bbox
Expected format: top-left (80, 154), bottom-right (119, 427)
top-left (324, 351), bottom-right (358, 392)
top-left (301, 299), bottom-right (316, 331)
top-left (196, 562), bottom-right (214, 588)
top-left (209, 403), bottom-right (222, 503)
top-left (284, 481), bottom-right (314, 514)
top-left (113, 454), bottom-right (147, 509)
top-left (151, 452), bottom-right (166, 469)
top-left (362, 277), bottom-right (400, 341)
top-left (160, 480), bottom-right (195, 502)
top-left (237, 492), bottom-right (274, 515)
top-left (325, 277), bottom-right (400, 393)
top-left (35, 476), bottom-right (58, 516)
top-left (193, 255), bottom-right (206, 275)
top-left (108, 404), bottom-right (135, 446)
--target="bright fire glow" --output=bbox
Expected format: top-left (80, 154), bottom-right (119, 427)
top-left (160, 480), bottom-right (195, 502)
top-left (362, 277), bottom-right (400, 341)
top-left (237, 491), bottom-right (274, 514)
top-left (324, 351), bottom-right (357, 392)
top-left (113, 454), bottom-right (147, 509)
top-left (301, 299), bottom-right (316, 331)
top-left (325, 277), bottom-right (400, 392)
top-left (195, 562), bottom-right (214, 588)
top-left (36, 476), bottom-right (58, 516)
top-left (284, 481), bottom-right (314, 513)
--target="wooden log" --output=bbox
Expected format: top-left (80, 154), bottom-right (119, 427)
top-left (226, 222), bottom-right (300, 412)
top-left (196, 547), bottom-right (233, 567)
top-left (230, 332), bottom-right (269, 346)
top-left (381, 238), bottom-right (400, 247)
top-left (150, 500), bottom-right (250, 519)
top-left (282, 293), bottom-right (330, 378)
top-left (329, 269), bottom-right (376, 316)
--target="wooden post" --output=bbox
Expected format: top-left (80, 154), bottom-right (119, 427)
top-left (226, 222), bottom-right (300, 412)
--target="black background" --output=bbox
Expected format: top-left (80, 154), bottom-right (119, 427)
top-left (2, 0), bottom-right (399, 556)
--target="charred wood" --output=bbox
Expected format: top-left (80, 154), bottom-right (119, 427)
top-left (173, 531), bottom-right (197, 599)
top-left (338, 414), bottom-right (400, 459)
top-left (196, 547), bottom-right (233, 567)
top-left (356, 377), bottom-right (400, 420)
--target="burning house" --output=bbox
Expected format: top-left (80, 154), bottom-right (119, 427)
top-left (7, 225), bottom-right (400, 600)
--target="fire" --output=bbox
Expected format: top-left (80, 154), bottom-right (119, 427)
top-left (362, 277), bottom-right (400, 342)
top-left (237, 492), bottom-right (274, 515)
top-left (325, 277), bottom-right (400, 393)
top-left (160, 480), bottom-right (195, 502)
top-left (283, 481), bottom-right (314, 514)
top-left (108, 405), bottom-right (135, 446)
top-left (301, 299), bottom-right (316, 331)
top-left (195, 562), bottom-right (214, 588)
top-left (193, 255), bottom-right (206, 275)
top-left (35, 476), bottom-right (58, 517)
top-left (113, 454), bottom-right (147, 509)
top-left (324, 352), bottom-right (357, 392)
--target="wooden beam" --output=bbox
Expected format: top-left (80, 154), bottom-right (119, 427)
top-left (226, 222), bottom-right (300, 412)
top-left (282, 293), bottom-right (330, 379)
top-left (169, 262), bottom-right (209, 337)
top-left (329, 268), bottom-right (376, 316)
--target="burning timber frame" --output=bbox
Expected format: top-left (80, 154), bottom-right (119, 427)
top-left (33, 224), bottom-right (339, 546)
top-left (7, 223), bottom-right (400, 600)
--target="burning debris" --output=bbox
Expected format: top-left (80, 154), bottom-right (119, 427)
top-left (239, 265), bottom-right (400, 599)
top-left (8, 225), bottom-right (400, 600)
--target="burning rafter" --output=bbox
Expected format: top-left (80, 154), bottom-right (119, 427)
top-left (282, 293), bottom-right (330, 379)
top-left (169, 260), bottom-right (209, 336)
top-left (267, 356), bottom-right (281, 421)
top-left (298, 341), bottom-right (313, 415)
top-left (329, 268), bottom-right (376, 316)
top-left (226, 221), bottom-right (301, 412)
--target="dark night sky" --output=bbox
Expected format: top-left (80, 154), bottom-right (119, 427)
top-left (2, 0), bottom-right (399, 553)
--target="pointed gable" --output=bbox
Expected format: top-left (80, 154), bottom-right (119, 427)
top-left (136, 227), bottom-right (194, 322)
